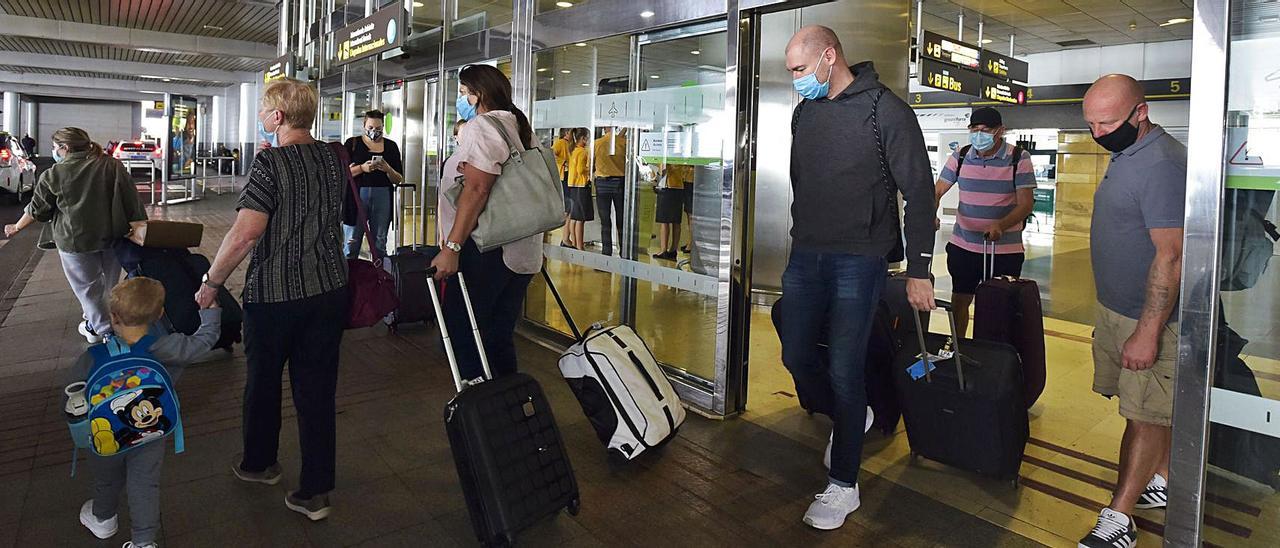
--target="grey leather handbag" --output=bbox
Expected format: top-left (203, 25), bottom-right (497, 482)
top-left (445, 114), bottom-right (565, 252)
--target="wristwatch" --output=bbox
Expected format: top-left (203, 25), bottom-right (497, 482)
top-left (444, 241), bottom-right (463, 253)
top-left (201, 273), bottom-right (222, 289)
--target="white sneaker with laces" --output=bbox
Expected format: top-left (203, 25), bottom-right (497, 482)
top-left (1078, 508), bottom-right (1137, 548)
top-left (79, 500), bottom-right (117, 539)
top-left (802, 483), bottom-right (861, 530)
top-left (823, 406), bottom-right (875, 469)
top-left (78, 321), bottom-right (104, 345)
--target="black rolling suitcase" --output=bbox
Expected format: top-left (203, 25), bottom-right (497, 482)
top-left (383, 245), bottom-right (438, 329)
top-left (894, 300), bottom-right (1027, 481)
top-left (426, 271), bottom-right (580, 546)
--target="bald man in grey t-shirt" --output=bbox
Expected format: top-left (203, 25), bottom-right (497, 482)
top-left (1078, 74), bottom-right (1187, 548)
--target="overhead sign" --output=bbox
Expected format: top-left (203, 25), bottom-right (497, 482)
top-left (263, 54), bottom-right (292, 83)
top-left (982, 79), bottom-right (1027, 105)
top-left (921, 30), bottom-right (980, 70)
top-left (908, 78), bottom-right (1190, 108)
top-left (332, 1), bottom-right (403, 66)
top-left (920, 58), bottom-right (981, 97)
top-left (152, 101), bottom-right (164, 111)
top-left (979, 50), bottom-right (1029, 83)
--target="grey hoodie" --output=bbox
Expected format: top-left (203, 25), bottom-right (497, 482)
top-left (67, 308), bottom-right (223, 385)
top-left (790, 62), bottom-right (936, 278)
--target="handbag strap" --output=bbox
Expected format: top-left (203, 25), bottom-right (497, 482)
top-left (329, 141), bottom-right (381, 262)
top-left (477, 113), bottom-right (525, 158)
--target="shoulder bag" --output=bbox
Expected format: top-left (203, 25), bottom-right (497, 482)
top-left (444, 114), bottom-right (565, 253)
top-left (329, 142), bottom-right (400, 329)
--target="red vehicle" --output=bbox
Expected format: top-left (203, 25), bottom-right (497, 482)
top-left (113, 140), bottom-right (163, 175)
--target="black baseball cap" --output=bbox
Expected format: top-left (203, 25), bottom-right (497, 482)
top-left (969, 107), bottom-right (1003, 128)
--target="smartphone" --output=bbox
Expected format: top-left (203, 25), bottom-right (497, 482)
top-left (371, 155), bottom-right (383, 164)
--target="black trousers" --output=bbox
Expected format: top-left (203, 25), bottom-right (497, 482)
top-left (241, 286), bottom-right (349, 498)
top-left (440, 240), bottom-right (534, 381)
top-left (594, 177), bottom-right (625, 256)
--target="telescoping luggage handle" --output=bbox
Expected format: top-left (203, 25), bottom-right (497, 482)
top-left (982, 239), bottom-right (996, 282)
top-left (911, 299), bottom-right (967, 391)
top-left (424, 268), bottom-right (494, 393)
top-left (540, 268), bottom-right (592, 342)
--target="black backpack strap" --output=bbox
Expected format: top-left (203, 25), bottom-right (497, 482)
top-left (955, 145), bottom-right (971, 174)
top-left (869, 88), bottom-right (895, 203)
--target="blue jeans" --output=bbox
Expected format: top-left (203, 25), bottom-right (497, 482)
top-left (344, 186), bottom-right (393, 258)
top-left (778, 251), bottom-right (886, 487)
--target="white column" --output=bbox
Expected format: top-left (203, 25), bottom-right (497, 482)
top-left (211, 94), bottom-right (225, 146)
top-left (239, 82), bottom-right (257, 146)
top-left (21, 100), bottom-right (36, 139)
top-left (2, 92), bottom-right (19, 135)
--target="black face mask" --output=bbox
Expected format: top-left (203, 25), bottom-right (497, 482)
top-left (1092, 104), bottom-right (1140, 153)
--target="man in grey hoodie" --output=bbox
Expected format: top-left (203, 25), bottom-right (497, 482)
top-left (778, 25), bottom-right (936, 530)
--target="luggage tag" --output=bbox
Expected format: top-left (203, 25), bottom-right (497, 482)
top-left (907, 352), bottom-right (944, 381)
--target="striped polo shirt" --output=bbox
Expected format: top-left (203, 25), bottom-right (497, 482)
top-left (938, 141), bottom-right (1036, 253)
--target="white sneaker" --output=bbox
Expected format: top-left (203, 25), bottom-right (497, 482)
top-left (123, 542), bottom-right (158, 548)
top-left (79, 500), bottom-right (118, 539)
top-left (78, 321), bottom-right (104, 344)
top-left (1078, 508), bottom-right (1136, 548)
top-left (803, 483), bottom-right (861, 530)
top-left (823, 406), bottom-right (875, 469)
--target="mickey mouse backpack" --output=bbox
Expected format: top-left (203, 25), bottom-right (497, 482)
top-left (81, 336), bottom-right (184, 458)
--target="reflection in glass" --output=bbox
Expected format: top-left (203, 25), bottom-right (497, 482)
top-left (1201, 1), bottom-right (1280, 545)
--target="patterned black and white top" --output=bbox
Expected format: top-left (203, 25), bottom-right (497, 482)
top-left (237, 143), bottom-right (348, 304)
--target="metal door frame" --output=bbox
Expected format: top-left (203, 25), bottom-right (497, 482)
top-left (1165, 0), bottom-right (1231, 545)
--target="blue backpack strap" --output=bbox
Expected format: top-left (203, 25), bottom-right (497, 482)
top-left (173, 419), bottom-right (185, 455)
top-left (70, 446), bottom-right (78, 477)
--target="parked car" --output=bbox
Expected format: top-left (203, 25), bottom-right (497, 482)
top-left (0, 132), bottom-right (35, 203)
top-left (112, 140), bottom-right (163, 176)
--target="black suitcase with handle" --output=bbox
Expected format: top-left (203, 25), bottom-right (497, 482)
top-left (427, 270), bottom-right (579, 546)
top-left (894, 300), bottom-right (1027, 481)
top-left (383, 245), bottom-right (437, 329)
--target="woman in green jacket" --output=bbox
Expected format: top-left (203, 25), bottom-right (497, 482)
top-left (3, 127), bottom-right (147, 343)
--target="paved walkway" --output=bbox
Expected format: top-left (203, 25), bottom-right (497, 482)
top-left (0, 193), bottom-right (1036, 547)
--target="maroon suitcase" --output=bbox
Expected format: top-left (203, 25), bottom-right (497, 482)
top-left (972, 243), bottom-right (1046, 408)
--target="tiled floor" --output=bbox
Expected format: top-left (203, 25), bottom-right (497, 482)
top-left (0, 193), bottom-right (1034, 547)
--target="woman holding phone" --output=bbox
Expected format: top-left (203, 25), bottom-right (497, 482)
top-left (343, 109), bottom-right (404, 258)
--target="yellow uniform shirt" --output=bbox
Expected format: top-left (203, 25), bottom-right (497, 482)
top-left (552, 137), bottom-right (571, 176)
top-left (663, 163), bottom-right (693, 190)
top-left (592, 134), bottom-right (627, 178)
top-left (568, 146), bottom-right (591, 187)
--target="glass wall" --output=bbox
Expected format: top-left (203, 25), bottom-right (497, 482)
top-left (1182, 0), bottom-right (1280, 544)
top-left (455, 0), bottom-right (513, 33)
top-left (522, 23), bottom-right (729, 391)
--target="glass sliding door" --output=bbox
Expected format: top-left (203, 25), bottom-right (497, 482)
top-left (521, 22), bottom-right (731, 413)
top-left (1170, 0), bottom-right (1280, 545)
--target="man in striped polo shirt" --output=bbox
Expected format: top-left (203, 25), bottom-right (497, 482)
top-left (934, 107), bottom-right (1036, 336)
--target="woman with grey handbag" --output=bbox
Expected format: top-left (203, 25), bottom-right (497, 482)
top-left (431, 64), bottom-right (561, 382)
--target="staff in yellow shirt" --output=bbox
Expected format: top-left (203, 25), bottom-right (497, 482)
top-left (593, 127), bottom-right (627, 256)
top-left (653, 162), bottom-right (693, 260)
top-left (566, 128), bottom-right (594, 251)
top-left (551, 128), bottom-right (573, 246)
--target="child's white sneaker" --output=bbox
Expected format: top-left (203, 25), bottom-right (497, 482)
top-left (79, 499), bottom-right (118, 539)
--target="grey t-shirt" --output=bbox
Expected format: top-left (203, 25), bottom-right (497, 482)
top-left (1090, 125), bottom-right (1187, 320)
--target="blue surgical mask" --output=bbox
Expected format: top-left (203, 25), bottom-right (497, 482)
top-left (969, 130), bottom-right (996, 152)
top-left (52, 146), bottom-right (64, 163)
top-left (257, 112), bottom-right (279, 147)
top-left (456, 94), bottom-right (477, 121)
top-left (792, 53), bottom-right (833, 100)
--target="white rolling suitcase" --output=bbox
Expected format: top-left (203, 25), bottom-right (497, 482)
top-left (542, 270), bottom-right (686, 460)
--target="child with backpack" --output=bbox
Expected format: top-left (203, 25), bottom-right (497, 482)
top-left (67, 277), bottom-right (222, 548)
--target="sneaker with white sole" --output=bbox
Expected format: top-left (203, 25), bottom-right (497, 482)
top-left (122, 542), bottom-right (158, 548)
top-left (285, 491), bottom-right (332, 521)
top-left (1078, 508), bottom-right (1137, 548)
top-left (79, 500), bottom-right (118, 539)
top-left (232, 459), bottom-right (282, 485)
top-left (78, 321), bottom-right (104, 345)
top-left (802, 483), bottom-right (861, 530)
top-left (823, 406), bottom-right (875, 469)
top-left (1134, 474), bottom-right (1167, 510)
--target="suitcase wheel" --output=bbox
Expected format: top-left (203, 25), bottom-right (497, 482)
top-left (566, 497), bottom-right (581, 516)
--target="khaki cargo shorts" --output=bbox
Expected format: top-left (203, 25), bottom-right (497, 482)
top-left (1092, 306), bottom-right (1178, 427)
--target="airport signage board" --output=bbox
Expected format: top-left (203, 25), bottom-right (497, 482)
top-left (979, 50), bottom-right (1028, 83)
top-left (921, 30), bottom-right (980, 70)
top-left (331, 1), bottom-right (403, 66)
top-left (981, 79), bottom-right (1028, 105)
top-left (908, 78), bottom-right (1190, 108)
top-left (263, 54), bottom-right (292, 83)
top-left (919, 58), bottom-right (981, 97)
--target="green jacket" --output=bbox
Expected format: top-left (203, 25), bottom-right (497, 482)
top-left (25, 151), bottom-right (147, 253)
